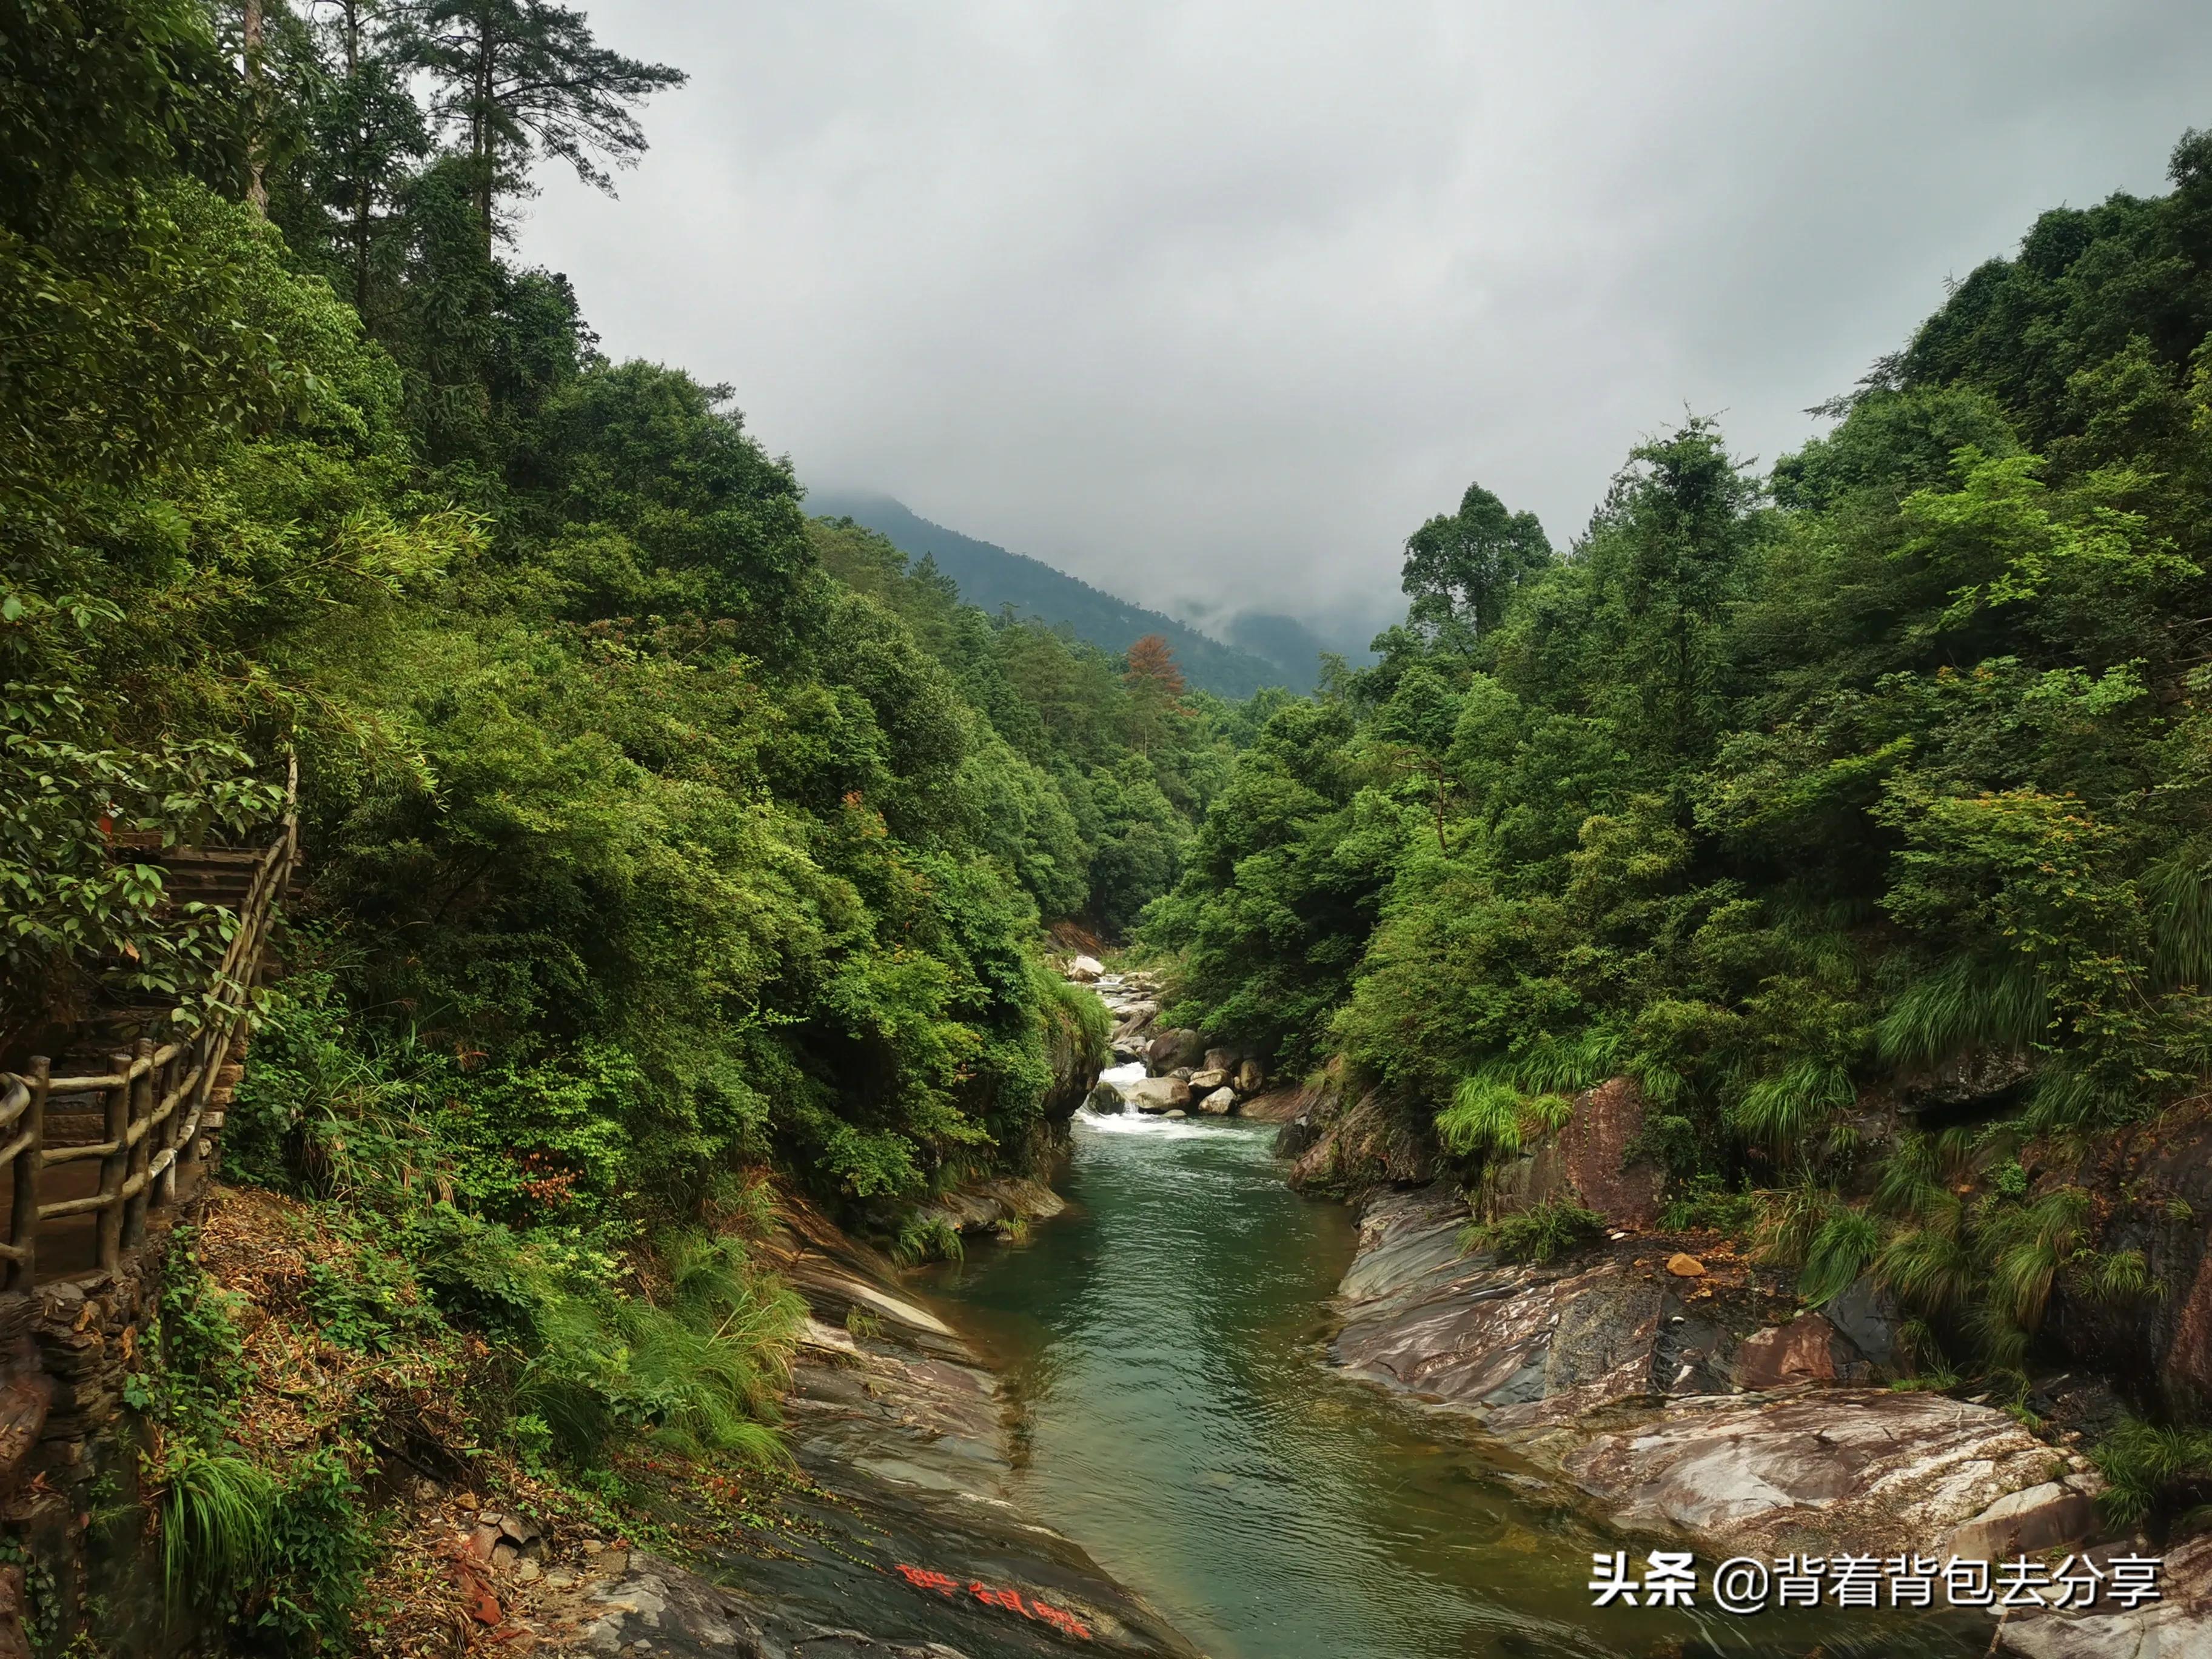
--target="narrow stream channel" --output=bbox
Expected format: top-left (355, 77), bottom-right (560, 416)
top-left (920, 1108), bottom-right (1987, 1659)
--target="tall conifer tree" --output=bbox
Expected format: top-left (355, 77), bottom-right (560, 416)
top-left (412, 0), bottom-right (683, 250)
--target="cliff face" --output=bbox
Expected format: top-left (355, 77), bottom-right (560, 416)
top-left (2041, 1098), bottom-right (2212, 1420)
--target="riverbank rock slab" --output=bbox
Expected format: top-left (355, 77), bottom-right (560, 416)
top-left (1324, 1183), bottom-right (2110, 1575)
top-left (1996, 1534), bottom-right (2212, 1658)
top-left (1554, 1389), bottom-right (2084, 1557)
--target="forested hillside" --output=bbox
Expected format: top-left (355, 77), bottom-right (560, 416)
top-left (810, 491), bottom-right (1298, 695)
top-left (0, 1), bottom-right (1245, 1638)
top-left (1148, 128), bottom-right (2212, 1438)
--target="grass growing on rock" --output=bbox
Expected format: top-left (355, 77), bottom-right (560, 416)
top-left (1463, 1200), bottom-right (1607, 1265)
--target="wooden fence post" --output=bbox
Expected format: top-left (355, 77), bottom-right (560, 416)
top-left (121, 1038), bottom-right (153, 1250)
top-left (153, 1044), bottom-right (179, 1210)
top-left (7, 1060), bottom-right (45, 1292)
top-left (97, 1051), bottom-right (131, 1272)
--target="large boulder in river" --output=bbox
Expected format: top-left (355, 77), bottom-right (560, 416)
top-left (1108, 999), bottom-right (1159, 1045)
top-left (1235, 1059), bottom-right (1265, 1094)
top-left (1127, 1077), bottom-right (1192, 1114)
top-left (1187, 1068), bottom-right (1228, 1093)
top-left (1065, 954), bottom-right (1105, 982)
top-left (1145, 1027), bottom-right (1207, 1072)
top-left (1197, 1087), bottom-right (1236, 1116)
top-left (1238, 1087), bottom-right (1303, 1124)
top-left (1282, 1066), bottom-right (1439, 1195)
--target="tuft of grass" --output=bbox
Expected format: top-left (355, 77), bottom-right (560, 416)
top-left (158, 1441), bottom-right (277, 1609)
top-left (1980, 1185), bottom-right (2091, 1333)
top-left (1729, 1059), bottom-right (1854, 1158)
top-left (1754, 1176), bottom-right (1836, 1269)
top-left (1875, 1223), bottom-right (1976, 1318)
top-left (1463, 1199), bottom-right (1606, 1264)
top-left (891, 1213), bottom-right (965, 1267)
top-left (1438, 1076), bottom-right (1571, 1160)
top-left (1800, 1208), bottom-right (1881, 1305)
top-left (2079, 1247), bottom-right (2160, 1302)
top-left (2091, 1418), bottom-right (2212, 1529)
top-left (1875, 951), bottom-right (2047, 1069)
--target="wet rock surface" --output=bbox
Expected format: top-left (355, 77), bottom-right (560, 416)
top-left (1317, 1184), bottom-right (2212, 1657)
top-left (2042, 1097), bottom-right (2212, 1418)
top-left (1278, 1063), bottom-right (1441, 1192)
top-left (518, 1197), bottom-right (1197, 1658)
top-left (1996, 1533), bottom-right (2212, 1658)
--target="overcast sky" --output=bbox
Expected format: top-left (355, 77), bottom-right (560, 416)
top-left (521, 1), bottom-right (2212, 640)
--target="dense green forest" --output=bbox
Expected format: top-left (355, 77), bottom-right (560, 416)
top-left (0, 0), bottom-right (1245, 1637)
top-left (1150, 127), bottom-right (2212, 1392)
top-left (14, 0), bottom-right (2212, 1638)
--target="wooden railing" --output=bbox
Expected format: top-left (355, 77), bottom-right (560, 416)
top-left (0, 765), bottom-right (298, 1285)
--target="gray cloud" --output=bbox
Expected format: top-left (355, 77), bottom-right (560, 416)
top-left (520, 0), bottom-right (2212, 634)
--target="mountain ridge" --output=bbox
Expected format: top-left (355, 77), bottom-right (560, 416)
top-left (808, 492), bottom-right (1301, 698)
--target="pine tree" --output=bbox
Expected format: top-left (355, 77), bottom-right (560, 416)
top-left (412, 0), bottom-right (684, 250)
top-left (1122, 634), bottom-right (1188, 754)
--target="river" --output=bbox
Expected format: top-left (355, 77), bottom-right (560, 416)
top-left (920, 1107), bottom-right (1987, 1659)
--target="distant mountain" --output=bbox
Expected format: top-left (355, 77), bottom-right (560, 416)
top-left (808, 492), bottom-right (1295, 698)
top-left (1221, 611), bottom-right (1384, 683)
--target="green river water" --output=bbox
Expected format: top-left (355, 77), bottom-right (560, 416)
top-left (920, 1108), bottom-right (1989, 1659)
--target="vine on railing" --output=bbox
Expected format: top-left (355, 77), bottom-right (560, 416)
top-left (0, 758), bottom-right (297, 1285)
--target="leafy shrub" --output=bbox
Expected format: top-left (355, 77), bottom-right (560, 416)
top-left (251, 1450), bottom-right (370, 1647)
top-left (1657, 1175), bottom-right (1766, 1236)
